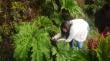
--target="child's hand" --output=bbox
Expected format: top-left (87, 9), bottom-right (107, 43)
top-left (51, 37), bottom-right (57, 41)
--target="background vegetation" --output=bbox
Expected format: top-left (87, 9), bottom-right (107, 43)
top-left (0, 0), bottom-right (110, 61)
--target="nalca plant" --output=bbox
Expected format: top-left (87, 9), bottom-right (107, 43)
top-left (13, 22), bottom-right (35, 61)
top-left (55, 41), bottom-right (70, 61)
top-left (54, 41), bottom-right (92, 61)
top-left (13, 16), bottom-right (53, 61)
top-left (60, 0), bottom-right (85, 18)
top-left (95, 35), bottom-right (110, 61)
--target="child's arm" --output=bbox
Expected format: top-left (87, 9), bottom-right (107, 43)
top-left (52, 32), bottom-right (66, 42)
top-left (52, 32), bottom-right (62, 41)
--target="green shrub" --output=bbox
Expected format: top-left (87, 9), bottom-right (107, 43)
top-left (60, 0), bottom-right (85, 18)
top-left (96, 36), bottom-right (110, 61)
top-left (13, 16), bottom-right (54, 61)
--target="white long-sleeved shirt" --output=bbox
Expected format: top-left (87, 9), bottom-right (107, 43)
top-left (66, 19), bottom-right (89, 42)
top-left (52, 19), bottom-right (89, 42)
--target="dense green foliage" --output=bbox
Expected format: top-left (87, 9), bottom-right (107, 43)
top-left (13, 16), bottom-right (110, 61)
top-left (0, 0), bottom-right (110, 61)
top-left (96, 36), bottom-right (110, 61)
top-left (13, 16), bottom-right (53, 61)
top-left (60, 0), bottom-right (85, 17)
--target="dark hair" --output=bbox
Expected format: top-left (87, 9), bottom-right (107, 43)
top-left (60, 21), bottom-right (71, 38)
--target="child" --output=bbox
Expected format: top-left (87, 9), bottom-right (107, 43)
top-left (52, 19), bottom-right (89, 49)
